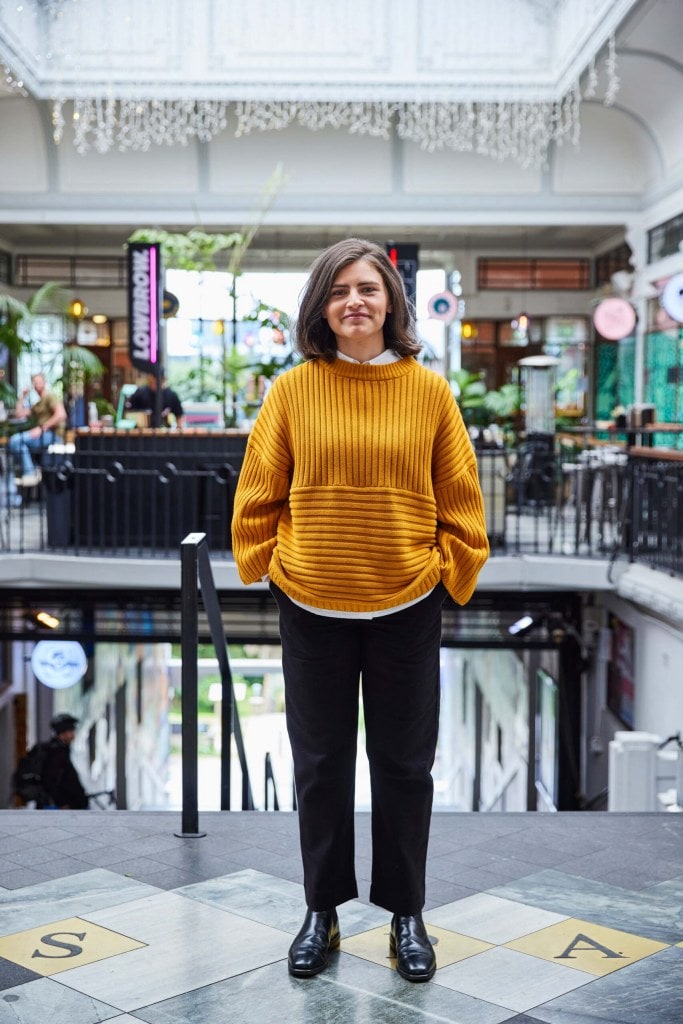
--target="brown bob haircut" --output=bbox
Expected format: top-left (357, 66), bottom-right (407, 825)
top-left (295, 238), bottom-right (422, 362)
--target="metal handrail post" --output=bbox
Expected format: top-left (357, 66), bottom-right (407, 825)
top-left (175, 533), bottom-right (206, 838)
top-left (197, 542), bottom-right (255, 810)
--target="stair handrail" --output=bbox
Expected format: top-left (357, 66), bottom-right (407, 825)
top-left (177, 532), bottom-right (255, 838)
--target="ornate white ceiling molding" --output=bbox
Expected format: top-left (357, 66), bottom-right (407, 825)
top-left (0, 0), bottom-right (638, 164)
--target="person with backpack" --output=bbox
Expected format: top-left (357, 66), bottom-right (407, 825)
top-left (13, 713), bottom-right (89, 809)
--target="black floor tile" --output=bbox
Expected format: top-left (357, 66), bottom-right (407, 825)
top-left (0, 957), bottom-right (41, 991)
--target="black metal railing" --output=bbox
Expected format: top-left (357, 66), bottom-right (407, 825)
top-left (4, 437), bottom-right (683, 581)
top-left (177, 532), bottom-right (255, 837)
top-left (625, 448), bottom-right (683, 576)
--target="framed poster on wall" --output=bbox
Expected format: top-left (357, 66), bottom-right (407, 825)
top-left (607, 615), bottom-right (635, 728)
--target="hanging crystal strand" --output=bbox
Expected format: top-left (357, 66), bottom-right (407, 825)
top-left (584, 57), bottom-right (598, 99)
top-left (461, 102), bottom-right (476, 152)
top-left (495, 103), bottom-right (511, 163)
top-left (1, 59), bottom-right (27, 96)
top-left (195, 101), bottom-right (226, 144)
top-left (348, 102), bottom-right (392, 139)
top-left (51, 98), bottom-right (65, 144)
top-left (563, 87), bottom-right (581, 148)
top-left (93, 97), bottom-right (114, 154)
top-left (73, 98), bottom-right (94, 154)
top-left (151, 100), bottom-right (171, 147)
top-left (236, 101), bottom-right (296, 134)
top-left (604, 34), bottom-right (619, 106)
top-left (297, 101), bottom-right (343, 131)
top-left (475, 102), bottom-right (494, 159)
top-left (395, 102), bottom-right (414, 145)
top-left (434, 103), bottom-right (453, 152)
top-left (117, 100), bottom-right (132, 150)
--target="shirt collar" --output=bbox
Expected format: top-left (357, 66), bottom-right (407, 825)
top-left (336, 348), bottom-right (401, 365)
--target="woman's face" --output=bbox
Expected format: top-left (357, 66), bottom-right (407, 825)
top-left (323, 258), bottom-right (391, 353)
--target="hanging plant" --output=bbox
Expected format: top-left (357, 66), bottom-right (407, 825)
top-left (127, 227), bottom-right (244, 272)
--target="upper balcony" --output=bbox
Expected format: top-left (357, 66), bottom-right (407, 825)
top-left (1, 427), bottom-right (681, 598)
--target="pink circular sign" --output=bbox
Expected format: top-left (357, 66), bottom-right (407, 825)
top-left (593, 297), bottom-right (636, 340)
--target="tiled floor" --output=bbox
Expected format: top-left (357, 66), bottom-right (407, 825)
top-left (0, 811), bottom-right (681, 1023)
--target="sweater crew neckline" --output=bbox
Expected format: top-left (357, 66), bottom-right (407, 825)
top-left (320, 355), bottom-right (417, 381)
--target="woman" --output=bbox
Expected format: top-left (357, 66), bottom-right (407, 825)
top-left (232, 238), bottom-right (488, 982)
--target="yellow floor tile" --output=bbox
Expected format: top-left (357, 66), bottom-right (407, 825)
top-left (505, 917), bottom-right (670, 977)
top-left (341, 923), bottom-right (492, 971)
top-left (0, 916), bottom-right (146, 977)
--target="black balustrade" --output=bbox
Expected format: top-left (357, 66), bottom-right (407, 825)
top-left (5, 431), bottom-right (683, 582)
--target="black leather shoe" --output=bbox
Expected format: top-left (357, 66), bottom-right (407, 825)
top-left (390, 914), bottom-right (436, 982)
top-left (288, 908), bottom-right (340, 977)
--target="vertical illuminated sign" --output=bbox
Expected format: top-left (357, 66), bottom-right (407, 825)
top-left (386, 242), bottom-right (419, 306)
top-left (127, 242), bottom-right (162, 373)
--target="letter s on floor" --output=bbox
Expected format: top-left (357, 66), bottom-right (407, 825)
top-left (32, 931), bottom-right (86, 959)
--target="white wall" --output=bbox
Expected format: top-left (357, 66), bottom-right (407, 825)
top-left (583, 591), bottom-right (683, 803)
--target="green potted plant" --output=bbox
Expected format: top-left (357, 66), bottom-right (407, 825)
top-left (0, 282), bottom-right (68, 409)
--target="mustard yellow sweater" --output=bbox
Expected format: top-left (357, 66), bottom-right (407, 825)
top-left (232, 356), bottom-right (489, 612)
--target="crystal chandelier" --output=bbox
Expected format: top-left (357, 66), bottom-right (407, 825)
top-left (0, 0), bottom-right (630, 168)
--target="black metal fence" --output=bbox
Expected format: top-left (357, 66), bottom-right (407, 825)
top-left (3, 437), bottom-right (683, 580)
top-left (626, 448), bottom-right (683, 577)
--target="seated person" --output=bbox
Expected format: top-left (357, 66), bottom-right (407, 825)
top-left (126, 373), bottom-right (184, 429)
top-left (8, 372), bottom-right (66, 492)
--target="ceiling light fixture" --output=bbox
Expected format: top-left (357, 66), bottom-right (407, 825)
top-left (0, 1), bottom-right (627, 168)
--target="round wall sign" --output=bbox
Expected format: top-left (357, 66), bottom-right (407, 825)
top-left (593, 297), bottom-right (637, 340)
top-left (661, 273), bottom-right (683, 323)
top-left (163, 290), bottom-right (180, 318)
top-left (427, 290), bottom-right (459, 322)
top-left (31, 641), bottom-right (88, 690)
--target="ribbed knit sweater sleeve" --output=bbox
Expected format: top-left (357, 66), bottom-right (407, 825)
top-left (231, 357), bottom-right (489, 611)
top-left (231, 386), bottom-right (292, 584)
top-left (431, 388), bottom-right (490, 605)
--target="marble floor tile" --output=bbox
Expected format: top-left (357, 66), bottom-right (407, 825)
top-left (40, 835), bottom-right (113, 858)
top-left (434, 946), bottom-right (594, 1013)
top-left (127, 865), bottom-right (228, 891)
top-left (0, 957), bottom-right (40, 992)
top-left (1, 824), bottom-right (81, 844)
top-left (490, 869), bottom-right (683, 944)
top-left (102, 1018), bottom-right (149, 1023)
top-left (426, 894), bottom-right (568, 944)
top-left (0, 915), bottom-right (146, 977)
top-left (342, 921), bottom-right (491, 971)
top-left (60, 890), bottom-right (290, 1011)
top-left (501, 1016), bottom-right (551, 1023)
top-left (528, 946), bottom-right (683, 1024)
top-left (505, 917), bottom-right (669, 977)
top-left (177, 868), bottom-right (386, 935)
top-left (0, 869), bottom-right (161, 936)
top-left (424, 879), bottom-right (479, 909)
top-left (0, 977), bottom-right (118, 1024)
top-left (0, 837), bottom-right (35, 857)
top-left (135, 956), bottom-right (514, 1024)
top-left (2, 845), bottom-right (68, 869)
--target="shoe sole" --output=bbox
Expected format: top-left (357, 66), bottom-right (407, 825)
top-left (395, 962), bottom-right (436, 982)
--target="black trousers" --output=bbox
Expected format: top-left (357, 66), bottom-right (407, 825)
top-left (271, 582), bottom-right (445, 915)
